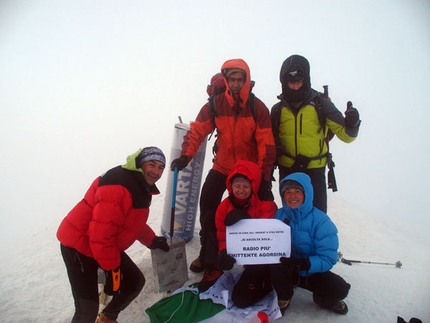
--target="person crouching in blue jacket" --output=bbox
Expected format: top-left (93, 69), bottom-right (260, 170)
top-left (275, 172), bottom-right (350, 315)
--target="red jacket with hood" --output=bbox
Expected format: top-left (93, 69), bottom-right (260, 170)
top-left (180, 59), bottom-right (276, 182)
top-left (215, 160), bottom-right (277, 252)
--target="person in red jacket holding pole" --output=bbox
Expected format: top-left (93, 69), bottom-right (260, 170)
top-left (57, 147), bottom-right (169, 323)
top-left (171, 59), bottom-right (276, 283)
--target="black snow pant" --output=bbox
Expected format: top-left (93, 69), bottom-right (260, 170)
top-left (231, 264), bottom-right (292, 308)
top-left (60, 244), bottom-right (145, 323)
top-left (198, 169), bottom-right (227, 265)
top-left (278, 166), bottom-right (327, 213)
top-left (292, 271), bottom-right (350, 303)
top-left (200, 209), bottom-right (219, 266)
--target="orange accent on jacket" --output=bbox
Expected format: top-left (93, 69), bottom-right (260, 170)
top-left (181, 59), bottom-right (276, 181)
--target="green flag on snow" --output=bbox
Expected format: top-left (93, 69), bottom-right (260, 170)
top-left (145, 285), bottom-right (225, 323)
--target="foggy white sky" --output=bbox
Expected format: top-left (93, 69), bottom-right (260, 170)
top-left (1, 0), bottom-right (429, 244)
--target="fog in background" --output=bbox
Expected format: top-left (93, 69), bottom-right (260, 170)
top-left (1, 0), bottom-right (429, 245)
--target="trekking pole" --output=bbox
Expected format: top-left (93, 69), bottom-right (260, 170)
top-left (170, 167), bottom-right (178, 244)
top-left (323, 85), bottom-right (329, 98)
top-left (340, 256), bottom-right (402, 268)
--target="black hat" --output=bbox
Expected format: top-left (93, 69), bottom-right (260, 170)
top-left (284, 67), bottom-right (306, 82)
top-left (280, 55), bottom-right (310, 84)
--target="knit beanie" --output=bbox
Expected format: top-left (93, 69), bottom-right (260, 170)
top-left (231, 174), bottom-right (251, 186)
top-left (281, 180), bottom-right (304, 195)
top-left (224, 68), bottom-right (245, 79)
top-left (136, 146), bottom-right (166, 167)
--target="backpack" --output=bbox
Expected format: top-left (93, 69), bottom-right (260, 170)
top-left (207, 76), bottom-right (257, 157)
top-left (271, 85), bottom-right (337, 191)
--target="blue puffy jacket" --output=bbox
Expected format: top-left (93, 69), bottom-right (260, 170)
top-left (275, 172), bottom-right (339, 276)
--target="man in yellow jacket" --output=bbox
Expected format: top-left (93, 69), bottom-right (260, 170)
top-left (271, 54), bottom-right (361, 213)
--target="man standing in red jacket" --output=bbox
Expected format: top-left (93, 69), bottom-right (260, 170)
top-left (57, 147), bottom-right (169, 323)
top-left (171, 59), bottom-right (276, 288)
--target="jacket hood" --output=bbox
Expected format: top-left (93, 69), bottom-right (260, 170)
top-left (221, 58), bottom-right (251, 109)
top-left (279, 55), bottom-right (311, 100)
top-left (226, 160), bottom-right (262, 197)
top-left (279, 172), bottom-right (314, 215)
top-left (122, 148), bottom-right (144, 173)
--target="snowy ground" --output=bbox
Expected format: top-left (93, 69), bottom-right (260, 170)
top-left (1, 193), bottom-right (429, 323)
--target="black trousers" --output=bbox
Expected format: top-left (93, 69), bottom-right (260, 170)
top-left (60, 244), bottom-right (145, 323)
top-left (231, 265), bottom-right (350, 308)
top-left (278, 166), bottom-right (327, 213)
top-left (292, 271), bottom-right (350, 302)
top-left (232, 264), bottom-right (292, 308)
top-left (198, 169), bottom-right (227, 263)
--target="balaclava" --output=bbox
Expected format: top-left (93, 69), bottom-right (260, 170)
top-left (280, 55), bottom-right (311, 104)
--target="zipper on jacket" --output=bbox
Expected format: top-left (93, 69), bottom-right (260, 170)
top-left (299, 113), bottom-right (303, 135)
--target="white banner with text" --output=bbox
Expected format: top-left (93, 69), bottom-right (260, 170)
top-left (226, 218), bottom-right (291, 265)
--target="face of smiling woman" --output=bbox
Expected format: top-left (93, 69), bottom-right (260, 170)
top-left (283, 188), bottom-right (304, 208)
top-left (232, 181), bottom-right (252, 200)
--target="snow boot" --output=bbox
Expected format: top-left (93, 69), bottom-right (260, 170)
top-left (313, 294), bottom-right (348, 315)
top-left (198, 264), bottom-right (223, 292)
top-left (278, 299), bottom-right (291, 315)
top-left (96, 313), bottom-right (118, 323)
top-left (190, 256), bottom-right (205, 273)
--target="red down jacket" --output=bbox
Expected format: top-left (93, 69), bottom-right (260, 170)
top-left (56, 165), bottom-right (158, 270)
top-left (215, 160), bottom-right (277, 252)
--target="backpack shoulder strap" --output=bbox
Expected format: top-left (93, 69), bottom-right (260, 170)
top-left (207, 94), bottom-right (218, 141)
top-left (313, 93), bottom-right (325, 133)
top-left (248, 92), bottom-right (256, 122)
top-left (271, 100), bottom-right (282, 141)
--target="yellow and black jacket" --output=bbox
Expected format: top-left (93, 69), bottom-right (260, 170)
top-left (271, 90), bottom-right (360, 169)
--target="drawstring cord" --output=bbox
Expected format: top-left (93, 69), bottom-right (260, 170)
top-left (74, 250), bottom-right (84, 273)
top-left (163, 287), bottom-right (199, 323)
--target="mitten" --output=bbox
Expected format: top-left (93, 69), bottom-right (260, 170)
top-left (148, 236), bottom-right (170, 252)
top-left (170, 156), bottom-right (189, 171)
top-left (218, 249), bottom-right (236, 270)
top-left (224, 209), bottom-right (251, 226)
top-left (257, 179), bottom-right (274, 201)
top-left (280, 257), bottom-right (310, 271)
top-left (104, 267), bottom-right (121, 295)
top-left (344, 101), bottom-right (361, 128)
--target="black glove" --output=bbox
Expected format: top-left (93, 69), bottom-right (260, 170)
top-left (148, 236), bottom-right (170, 252)
top-left (257, 179), bottom-right (274, 201)
top-left (224, 209), bottom-right (251, 226)
top-left (344, 101), bottom-right (360, 128)
top-left (280, 257), bottom-right (310, 272)
top-left (218, 249), bottom-right (236, 270)
top-left (170, 156), bottom-right (189, 171)
top-left (104, 267), bottom-right (121, 295)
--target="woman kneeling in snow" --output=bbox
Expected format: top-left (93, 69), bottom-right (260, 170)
top-left (275, 172), bottom-right (350, 315)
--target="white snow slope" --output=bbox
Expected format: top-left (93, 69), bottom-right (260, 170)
top-left (1, 193), bottom-right (429, 323)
